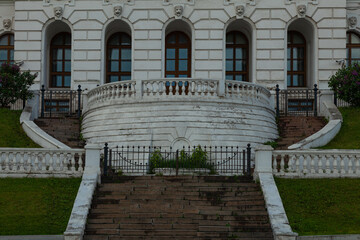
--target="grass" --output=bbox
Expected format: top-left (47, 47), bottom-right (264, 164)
top-left (0, 108), bottom-right (40, 148)
top-left (0, 178), bottom-right (81, 235)
top-left (275, 178), bottom-right (360, 235)
top-left (319, 107), bottom-right (360, 149)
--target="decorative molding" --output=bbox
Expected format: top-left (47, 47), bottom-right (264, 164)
top-left (43, 0), bottom-right (74, 7)
top-left (348, 15), bottom-right (358, 29)
top-left (163, 0), bottom-right (195, 6)
top-left (224, 0), bottom-right (256, 7)
top-left (103, 0), bottom-right (134, 6)
top-left (285, 0), bottom-right (318, 5)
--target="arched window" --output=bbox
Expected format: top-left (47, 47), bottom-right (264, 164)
top-left (0, 34), bottom-right (14, 65)
top-left (226, 31), bottom-right (248, 81)
top-left (287, 31), bottom-right (306, 87)
top-left (165, 31), bottom-right (191, 78)
top-left (347, 31), bottom-right (360, 66)
top-left (106, 32), bottom-right (131, 82)
top-left (50, 32), bottom-right (71, 88)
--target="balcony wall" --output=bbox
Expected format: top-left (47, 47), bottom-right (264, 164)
top-left (82, 79), bottom-right (278, 149)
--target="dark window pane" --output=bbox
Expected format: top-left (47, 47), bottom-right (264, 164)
top-left (64, 61), bottom-right (71, 72)
top-left (108, 35), bottom-right (119, 45)
top-left (179, 60), bottom-right (188, 71)
top-left (235, 60), bottom-right (243, 71)
top-left (179, 75), bottom-right (188, 78)
top-left (65, 49), bottom-right (71, 60)
top-left (110, 49), bottom-right (119, 60)
top-left (287, 48), bottom-right (291, 59)
top-left (122, 34), bottom-right (131, 46)
top-left (293, 75), bottom-right (299, 86)
top-left (52, 35), bottom-right (63, 45)
top-left (352, 34), bottom-right (360, 44)
top-left (235, 34), bottom-right (247, 44)
top-left (235, 75), bottom-right (243, 81)
top-left (121, 49), bottom-right (131, 60)
top-left (0, 36), bottom-right (8, 46)
top-left (235, 48), bottom-right (244, 59)
top-left (121, 75), bottom-right (131, 81)
top-left (226, 33), bottom-right (234, 44)
top-left (179, 34), bottom-right (188, 44)
top-left (121, 61), bottom-right (131, 72)
top-left (10, 50), bottom-right (14, 61)
top-left (64, 76), bottom-right (71, 87)
top-left (9, 35), bottom-right (14, 45)
top-left (293, 33), bottom-right (305, 44)
top-left (0, 50), bottom-right (6, 60)
top-left (226, 75), bottom-right (233, 80)
top-left (166, 60), bottom-right (175, 71)
top-left (226, 48), bottom-right (233, 59)
top-left (64, 34), bottom-right (71, 45)
top-left (298, 75), bottom-right (305, 87)
top-left (167, 34), bottom-right (176, 44)
top-left (109, 76), bottom-right (119, 82)
top-left (53, 49), bottom-right (63, 60)
top-left (110, 61), bottom-right (119, 72)
top-left (352, 48), bottom-right (360, 58)
top-left (166, 74), bottom-right (175, 78)
top-left (166, 49), bottom-right (175, 59)
top-left (226, 60), bottom-right (233, 71)
top-left (179, 49), bottom-right (188, 59)
top-left (53, 61), bottom-right (63, 72)
top-left (287, 75), bottom-right (291, 87)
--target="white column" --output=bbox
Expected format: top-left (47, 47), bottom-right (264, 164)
top-left (254, 145), bottom-right (273, 181)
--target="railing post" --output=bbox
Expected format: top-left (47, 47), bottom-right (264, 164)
top-left (77, 85), bottom-right (82, 119)
top-left (49, 90), bottom-right (52, 118)
top-left (314, 84), bottom-right (318, 117)
top-left (104, 143), bottom-right (108, 176)
top-left (176, 150), bottom-right (179, 176)
top-left (275, 84), bottom-right (280, 118)
top-left (334, 89), bottom-right (337, 106)
top-left (41, 85), bottom-right (45, 118)
top-left (246, 144), bottom-right (251, 176)
top-left (306, 89), bottom-right (309, 117)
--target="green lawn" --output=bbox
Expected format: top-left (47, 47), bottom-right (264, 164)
top-left (275, 178), bottom-right (360, 235)
top-left (0, 108), bottom-right (40, 148)
top-left (320, 107), bottom-right (360, 149)
top-left (0, 178), bottom-right (81, 235)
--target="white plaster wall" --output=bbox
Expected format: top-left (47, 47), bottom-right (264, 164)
top-left (82, 97), bottom-right (278, 149)
top-left (1, 0), bottom-right (348, 92)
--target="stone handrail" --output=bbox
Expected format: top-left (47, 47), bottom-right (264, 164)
top-left (86, 79), bottom-right (272, 107)
top-left (87, 80), bottom-right (136, 106)
top-left (0, 148), bottom-right (85, 177)
top-left (225, 80), bottom-right (271, 105)
top-left (273, 149), bottom-right (360, 178)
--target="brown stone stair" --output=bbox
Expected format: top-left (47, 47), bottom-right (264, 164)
top-left (84, 176), bottom-right (273, 240)
top-left (34, 117), bottom-right (85, 148)
top-left (276, 116), bottom-right (327, 150)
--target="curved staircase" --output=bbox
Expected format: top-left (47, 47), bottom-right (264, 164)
top-left (84, 176), bottom-right (273, 240)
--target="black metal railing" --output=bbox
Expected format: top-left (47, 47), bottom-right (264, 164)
top-left (275, 84), bottom-right (319, 117)
top-left (333, 91), bottom-right (351, 108)
top-left (40, 85), bottom-right (82, 118)
top-left (102, 144), bottom-right (252, 176)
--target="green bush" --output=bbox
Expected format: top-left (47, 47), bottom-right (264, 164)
top-left (328, 63), bottom-right (360, 106)
top-left (0, 63), bottom-right (37, 107)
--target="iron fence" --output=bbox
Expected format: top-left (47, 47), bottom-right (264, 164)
top-left (9, 98), bottom-right (26, 111)
top-left (102, 144), bottom-right (252, 176)
top-left (40, 85), bottom-right (82, 118)
top-left (275, 84), bottom-right (319, 117)
top-left (333, 92), bottom-right (351, 108)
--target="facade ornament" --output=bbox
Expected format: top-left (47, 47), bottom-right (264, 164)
top-left (43, 0), bottom-right (74, 7)
top-left (114, 5), bottom-right (123, 18)
top-left (174, 5), bottom-right (184, 18)
top-left (235, 5), bottom-right (245, 18)
top-left (54, 6), bottom-right (63, 19)
top-left (224, 0), bottom-right (255, 6)
top-left (297, 4), bottom-right (306, 17)
top-left (348, 16), bottom-right (358, 29)
top-left (3, 19), bottom-right (12, 31)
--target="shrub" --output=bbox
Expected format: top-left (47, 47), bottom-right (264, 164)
top-left (0, 63), bottom-right (37, 108)
top-left (328, 63), bottom-right (360, 106)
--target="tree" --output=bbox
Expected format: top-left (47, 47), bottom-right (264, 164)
top-left (0, 63), bottom-right (37, 108)
top-left (329, 62), bottom-right (360, 107)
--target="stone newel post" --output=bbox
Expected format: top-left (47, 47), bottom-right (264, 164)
top-left (253, 145), bottom-right (273, 181)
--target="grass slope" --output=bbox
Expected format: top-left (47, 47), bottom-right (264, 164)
top-left (0, 178), bottom-right (81, 235)
top-left (320, 107), bottom-right (360, 149)
top-left (0, 108), bottom-right (40, 148)
top-left (275, 178), bottom-right (360, 235)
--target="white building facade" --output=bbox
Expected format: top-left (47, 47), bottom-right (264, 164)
top-left (0, 0), bottom-right (357, 148)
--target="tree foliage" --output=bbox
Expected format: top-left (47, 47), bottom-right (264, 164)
top-left (329, 63), bottom-right (360, 106)
top-left (0, 63), bottom-right (37, 107)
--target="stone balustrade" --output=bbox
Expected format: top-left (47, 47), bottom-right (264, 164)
top-left (273, 150), bottom-right (360, 178)
top-left (0, 148), bottom-right (85, 177)
top-left (86, 79), bottom-right (271, 107)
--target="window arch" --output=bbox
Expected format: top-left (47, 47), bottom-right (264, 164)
top-left (287, 31), bottom-right (306, 87)
top-left (50, 32), bottom-right (71, 88)
top-left (0, 34), bottom-right (14, 65)
top-left (106, 32), bottom-right (131, 82)
top-left (347, 31), bottom-right (360, 66)
top-left (226, 31), bottom-right (249, 81)
top-left (165, 31), bottom-right (191, 78)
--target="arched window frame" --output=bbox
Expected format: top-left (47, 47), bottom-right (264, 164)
top-left (0, 33), bottom-right (14, 65)
top-left (287, 31), bottom-right (306, 88)
top-left (347, 31), bottom-right (360, 66)
top-left (165, 31), bottom-right (191, 78)
top-left (225, 31), bottom-right (249, 82)
top-left (50, 32), bottom-right (71, 88)
top-left (106, 32), bottom-right (132, 83)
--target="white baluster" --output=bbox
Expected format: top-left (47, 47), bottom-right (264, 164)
top-left (71, 153), bottom-right (76, 172)
top-left (325, 154), bottom-right (331, 174)
top-left (79, 153), bottom-right (84, 172)
top-left (288, 154), bottom-right (295, 172)
top-left (348, 155), bottom-right (354, 175)
top-left (272, 154), bottom-right (277, 174)
top-left (49, 153), bottom-right (54, 171)
top-left (356, 155), bottom-right (360, 174)
top-left (280, 154), bottom-right (285, 175)
top-left (310, 155), bottom-right (316, 174)
top-left (341, 155), bottom-right (347, 175)
top-left (19, 153), bottom-right (25, 172)
top-left (334, 155), bottom-right (340, 175)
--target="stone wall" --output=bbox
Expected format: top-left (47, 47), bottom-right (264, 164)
top-left (0, 0), bottom-right (350, 91)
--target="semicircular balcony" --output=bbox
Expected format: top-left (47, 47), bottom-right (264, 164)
top-left (82, 78), bottom-right (278, 149)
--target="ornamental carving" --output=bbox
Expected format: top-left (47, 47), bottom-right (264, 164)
top-left (348, 16), bottom-right (358, 29)
top-left (224, 0), bottom-right (255, 6)
top-left (3, 19), bottom-right (12, 30)
top-left (43, 0), bottom-right (74, 7)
